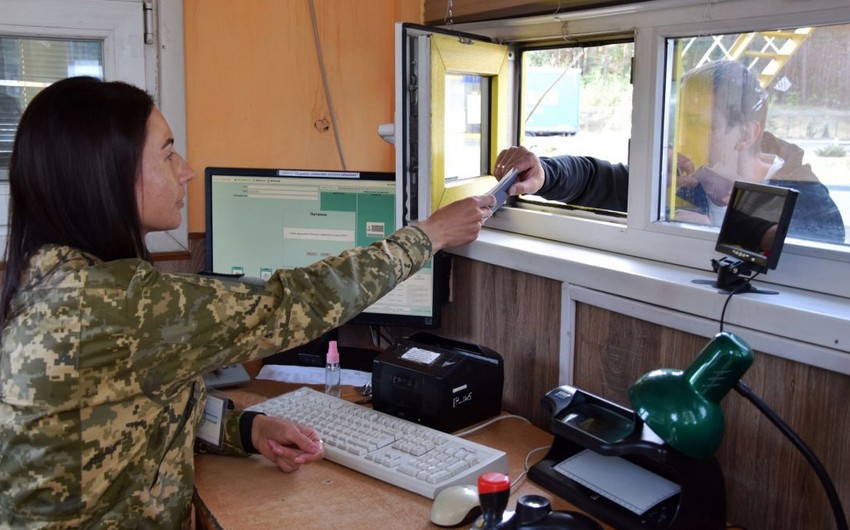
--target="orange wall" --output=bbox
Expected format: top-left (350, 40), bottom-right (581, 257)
top-left (183, 0), bottom-right (423, 232)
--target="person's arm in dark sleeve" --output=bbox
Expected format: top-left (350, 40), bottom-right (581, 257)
top-left (780, 181), bottom-right (846, 244)
top-left (537, 155), bottom-right (630, 213)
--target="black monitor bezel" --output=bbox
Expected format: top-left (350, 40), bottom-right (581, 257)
top-left (714, 181), bottom-right (798, 271)
top-left (203, 166), bottom-right (443, 329)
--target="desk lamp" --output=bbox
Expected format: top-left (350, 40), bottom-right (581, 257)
top-left (528, 331), bottom-right (753, 529)
top-left (629, 332), bottom-right (848, 530)
top-left (628, 331), bottom-right (753, 460)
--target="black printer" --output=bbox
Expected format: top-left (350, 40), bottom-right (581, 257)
top-left (371, 332), bottom-right (504, 433)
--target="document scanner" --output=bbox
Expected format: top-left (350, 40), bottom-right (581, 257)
top-left (529, 385), bottom-right (726, 530)
top-left (371, 332), bottom-right (504, 433)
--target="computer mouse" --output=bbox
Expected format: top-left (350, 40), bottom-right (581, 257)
top-left (430, 484), bottom-right (482, 527)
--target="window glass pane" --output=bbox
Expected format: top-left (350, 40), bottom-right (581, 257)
top-left (662, 26), bottom-right (849, 246)
top-left (0, 36), bottom-right (103, 173)
top-left (519, 42), bottom-right (633, 216)
top-left (444, 74), bottom-right (488, 180)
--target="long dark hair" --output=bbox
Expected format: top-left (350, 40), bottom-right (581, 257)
top-left (1, 76), bottom-right (154, 323)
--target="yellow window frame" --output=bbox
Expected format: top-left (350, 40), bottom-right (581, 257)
top-left (429, 33), bottom-right (510, 212)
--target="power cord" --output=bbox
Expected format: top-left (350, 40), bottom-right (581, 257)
top-left (376, 325), bottom-right (397, 349)
top-left (307, 0), bottom-right (347, 169)
top-left (718, 271), bottom-right (760, 332)
top-left (718, 276), bottom-right (847, 530)
top-left (454, 413), bottom-right (530, 437)
top-left (452, 413), bottom-right (549, 491)
top-left (511, 445), bottom-right (551, 490)
top-left (734, 380), bottom-right (847, 530)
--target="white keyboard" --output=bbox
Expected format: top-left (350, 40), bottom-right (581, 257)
top-left (245, 386), bottom-right (508, 499)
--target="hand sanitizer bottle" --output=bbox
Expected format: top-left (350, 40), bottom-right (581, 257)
top-left (325, 340), bottom-right (341, 397)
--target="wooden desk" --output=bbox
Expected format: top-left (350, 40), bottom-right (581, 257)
top-left (193, 380), bottom-right (612, 530)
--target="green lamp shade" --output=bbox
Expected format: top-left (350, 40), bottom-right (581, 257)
top-left (628, 331), bottom-right (754, 459)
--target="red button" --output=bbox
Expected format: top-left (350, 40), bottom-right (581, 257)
top-left (478, 472), bottom-right (511, 494)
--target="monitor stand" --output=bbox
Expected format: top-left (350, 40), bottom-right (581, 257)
top-left (691, 257), bottom-right (779, 295)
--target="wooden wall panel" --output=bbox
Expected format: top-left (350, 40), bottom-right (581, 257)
top-left (574, 302), bottom-right (850, 530)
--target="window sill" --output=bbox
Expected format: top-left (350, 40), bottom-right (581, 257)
top-left (448, 228), bottom-right (850, 375)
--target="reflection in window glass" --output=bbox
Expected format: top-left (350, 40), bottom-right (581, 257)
top-left (0, 36), bottom-right (103, 173)
top-left (444, 74), bottom-right (487, 181)
top-left (663, 26), bottom-right (849, 246)
top-left (518, 42), bottom-right (633, 216)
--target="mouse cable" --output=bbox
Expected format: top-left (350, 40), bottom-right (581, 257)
top-left (718, 271), bottom-right (760, 332)
top-left (509, 445), bottom-right (551, 490)
top-left (735, 379), bottom-right (847, 530)
top-left (451, 413), bottom-right (548, 491)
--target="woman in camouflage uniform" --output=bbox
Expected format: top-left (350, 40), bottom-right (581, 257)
top-left (0, 76), bottom-right (494, 529)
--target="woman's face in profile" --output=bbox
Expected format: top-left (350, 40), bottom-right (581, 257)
top-left (137, 109), bottom-right (194, 233)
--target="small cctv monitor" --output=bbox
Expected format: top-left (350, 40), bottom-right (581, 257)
top-left (709, 181), bottom-right (798, 292)
top-left (714, 181), bottom-right (798, 271)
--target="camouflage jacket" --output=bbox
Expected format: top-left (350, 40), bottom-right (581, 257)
top-left (0, 226), bottom-right (431, 529)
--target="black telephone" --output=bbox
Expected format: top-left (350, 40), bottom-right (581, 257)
top-left (528, 385), bottom-right (726, 530)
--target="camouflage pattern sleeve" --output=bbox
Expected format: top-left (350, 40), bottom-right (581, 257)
top-left (119, 224), bottom-right (433, 389)
top-left (0, 225), bottom-right (431, 528)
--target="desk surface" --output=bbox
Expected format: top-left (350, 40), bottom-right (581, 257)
top-left (193, 380), bottom-right (612, 530)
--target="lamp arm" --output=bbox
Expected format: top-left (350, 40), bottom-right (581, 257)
top-left (734, 380), bottom-right (848, 530)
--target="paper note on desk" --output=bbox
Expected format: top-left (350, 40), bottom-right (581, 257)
top-left (553, 449), bottom-right (681, 515)
top-left (256, 364), bottom-right (372, 387)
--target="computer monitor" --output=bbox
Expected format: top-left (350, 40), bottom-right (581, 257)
top-left (714, 181), bottom-right (798, 272)
top-left (204, 167), bottom-right (445, 328)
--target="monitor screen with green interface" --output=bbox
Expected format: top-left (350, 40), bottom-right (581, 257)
top-left (204, 167), bottom-right (443, 328)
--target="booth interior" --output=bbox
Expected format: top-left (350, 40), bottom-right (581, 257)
top-left (9, 0), bottom-right (842, 529)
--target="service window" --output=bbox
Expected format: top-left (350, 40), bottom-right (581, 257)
top-left (661, 26), bottom-right (849, 247)
top-left (518, 41), bottom-right (634, 218)
top-left (441, 0), bottom-right (850, 299)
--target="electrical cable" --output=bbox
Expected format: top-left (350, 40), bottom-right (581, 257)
top-left (307, 0), bottom-right (347, 170)
top-left (367, 324), bottom-right (381, 349)
top-left (454, 413), bottom-right (531, 438)
top-left (449, 411), bottom-right (546, 491)
top-left (718, 271), bottom-right (760, 332)
top-left (719, 274), bottom-right (845, 529)
top-left (510, 445), bottom-right (551, 490)
top-left (734, 380), bottom-right (847, 530)
top-left (449, 413), bottom-right (544, 492)
top-left (376, 326), bottom-right (397, 348)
